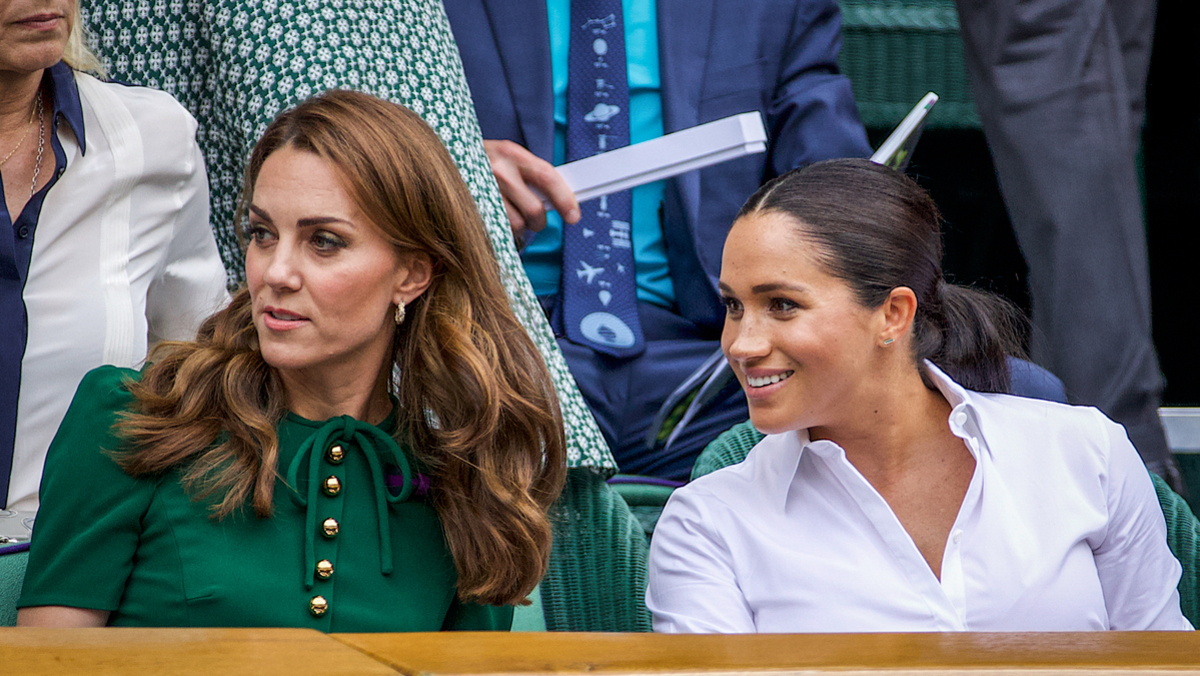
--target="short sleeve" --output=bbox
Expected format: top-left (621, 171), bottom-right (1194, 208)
top-left (17, 366), bottom-right (157, 613)
top-left (1091, 411), bottom-right (1193, 630)
top-left (647, 487), bottom-right (756, 633)
top-left (441, 597), bottom-right (514, 631)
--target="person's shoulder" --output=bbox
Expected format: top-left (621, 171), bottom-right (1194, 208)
top-left (77, 363), bottom-right (143, 392)
top-left (972, 390), bottom-right (1111, 433)
top-left (68, 365), bottom-right (144, 420)
top-left (674, 432), bottom-right (796, 508)
top-left (968, 390), bottom-right (1123, 466)
top-left (74, 72), bottom-right (199, 145)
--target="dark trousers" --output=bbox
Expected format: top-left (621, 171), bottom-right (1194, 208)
top-left (542, 297), bottom-right (748, 481)
top-left (955, 0), bottom-right (1172, 474)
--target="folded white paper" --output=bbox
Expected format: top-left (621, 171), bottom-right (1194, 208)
top-left (553, 111), bottom-right (767, 204)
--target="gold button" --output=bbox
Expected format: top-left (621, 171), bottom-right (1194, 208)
top-left (322, 518), bottom-right (339, 538)
top-left (326, 444), bottom-right (345, 464)
top-left (322, 475), bottom-right (341, 496)
top-left (309, 595), bottom-right (328, 616)
top-left (316, 560), bottom-right (334, 580)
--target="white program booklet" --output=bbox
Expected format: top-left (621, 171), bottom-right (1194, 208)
top-left (551, 111), bottom-right (768, 204)
top-left (870, 92), bottom-right (939, 171)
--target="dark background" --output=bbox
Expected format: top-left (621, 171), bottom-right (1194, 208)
top-left (897, 2), bottom-right (1199, 406)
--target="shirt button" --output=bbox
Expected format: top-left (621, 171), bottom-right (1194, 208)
top-left (952, 410), bottom-right (968, 427)
top-left (951, 529), bottom-right (963, 544)
top-left (316, 559), bottom-right (334, 580)
top-left (322, 518), bottom-right (339, 538)
top-left (323, 476), bottom-right (341, 496)
top-left (17, 225), bottom-right (30, 238)
top-left (309, 595), bottom-right (328, 616)
top-left (326, 444), bottom-right (345, 464)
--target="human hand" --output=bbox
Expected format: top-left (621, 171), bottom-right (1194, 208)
top-left (483, 139), bottom-right (581, 242)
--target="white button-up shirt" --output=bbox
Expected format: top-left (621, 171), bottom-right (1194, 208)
top-left (5, 70), bottom-right (228, 512)
top-left (648, 364), bottom-right (1192, 632)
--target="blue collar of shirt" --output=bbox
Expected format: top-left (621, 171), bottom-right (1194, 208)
top-left (46, 61), bottom-right (86, 155)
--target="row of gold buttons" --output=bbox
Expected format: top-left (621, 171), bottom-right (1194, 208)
top-left (311, 444), bottom-right (346, 617)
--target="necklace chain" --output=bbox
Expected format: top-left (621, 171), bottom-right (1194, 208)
top-left (0, 90), bottom-right (38, 169)
top-left (29, 91), bottom-right (45, 197)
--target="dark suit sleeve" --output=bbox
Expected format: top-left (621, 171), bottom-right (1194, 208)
top-left (766, 0), bottom-right (872, 173)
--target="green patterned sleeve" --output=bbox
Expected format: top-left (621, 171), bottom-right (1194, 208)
top-left (17, 366), bottom-right (155, 613)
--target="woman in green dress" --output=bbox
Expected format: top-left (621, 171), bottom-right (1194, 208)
top-left (16, 90), bottom-right (567, 631)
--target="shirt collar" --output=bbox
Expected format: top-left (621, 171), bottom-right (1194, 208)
top-left (46, 61), bottom-right (86, 154)
top-left (782, 361), bottom-right (985, 506)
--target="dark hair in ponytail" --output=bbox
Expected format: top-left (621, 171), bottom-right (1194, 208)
top-left (736, 158), bottom-right (1025, 393)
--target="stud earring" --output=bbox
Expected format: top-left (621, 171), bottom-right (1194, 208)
top-left (882, 337), bottom-right (895, 346)
top-left (395, 302), bottom-right (406, 326)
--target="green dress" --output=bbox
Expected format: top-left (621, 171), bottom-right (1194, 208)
top-left (18, 366), bottom-right (511, 632)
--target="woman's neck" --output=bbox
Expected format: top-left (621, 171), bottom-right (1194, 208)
top-left (278, 366), bottom-right (394, 425)
top-left (0, 70), bottom-right (44, 139)
top-left (809, 363), bottom-right (954, 479)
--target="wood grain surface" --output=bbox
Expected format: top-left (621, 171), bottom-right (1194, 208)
top-left (0, 627), bottom-right (398, 675)
top-left (332, 631), bottom-right (1200, 674)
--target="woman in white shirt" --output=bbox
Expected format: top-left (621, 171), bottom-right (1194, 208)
top-left (646, 158), bottom-right (1191, 633)
top-left (0, 0), bottom-right (227, 513)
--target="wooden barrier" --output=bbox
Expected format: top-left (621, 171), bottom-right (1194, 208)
top-left (0, 627), bottom-right (397, 676)
top-left (4, 629), bottom-right (1200, 675)
top-left (332, 631), bottom-right (1200, 675)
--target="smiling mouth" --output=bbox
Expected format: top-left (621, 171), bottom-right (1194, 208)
top-left (746, 371), bottom-right (794, 388)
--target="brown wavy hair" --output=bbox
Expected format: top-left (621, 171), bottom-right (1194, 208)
top-left (115, 90), bottom-right (567, 605)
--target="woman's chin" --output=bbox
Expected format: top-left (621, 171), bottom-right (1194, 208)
top-left (746, 408), bottom-right (803, 436)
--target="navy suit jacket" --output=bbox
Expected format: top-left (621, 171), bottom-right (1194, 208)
top-left (445, 0), bottom-right (871, 332)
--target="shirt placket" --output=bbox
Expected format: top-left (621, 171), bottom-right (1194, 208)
top-left (815, 441), bottom-right (965, 630)
top-left (939, 404), bottom-right (986, 628)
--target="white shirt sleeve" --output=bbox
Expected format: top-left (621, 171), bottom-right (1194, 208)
top-left (1091, 411), bottom-right (1193, 630)
top-left (647, 486), bottom-right (756, 633)
top-left (145, 125), bottom-right (228, 344)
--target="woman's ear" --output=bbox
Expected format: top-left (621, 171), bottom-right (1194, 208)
top-left (393, 252), bottom-right (434, 306)
top-left (879, 286), bottom-right (918, 347)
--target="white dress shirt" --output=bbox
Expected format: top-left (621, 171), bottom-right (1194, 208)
top-left (648, 364), bottom-right (1192, 633)
top-left (6, 71), bottom-right (227, 512)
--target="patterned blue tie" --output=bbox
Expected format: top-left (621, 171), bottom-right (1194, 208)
top-left (562, 1), bottom-right (644, 358)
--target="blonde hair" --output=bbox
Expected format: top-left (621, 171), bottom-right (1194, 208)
top-left (62, 5), bottom-right (105, 75)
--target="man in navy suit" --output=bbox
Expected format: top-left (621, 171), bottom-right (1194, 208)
top-left (445, 0), bottom-right (871, 480)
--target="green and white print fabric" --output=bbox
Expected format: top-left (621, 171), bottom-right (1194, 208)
top-left (81, 0), bottom-right (614, 471)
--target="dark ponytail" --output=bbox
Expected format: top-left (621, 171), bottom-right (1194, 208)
top-left (737, 158), bottom-right (1025, 393)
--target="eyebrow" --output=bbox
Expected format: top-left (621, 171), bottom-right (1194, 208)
top-left (248, 204), bottom-right (352, 228)
top-left (718, 281), bottom-right (808, 295)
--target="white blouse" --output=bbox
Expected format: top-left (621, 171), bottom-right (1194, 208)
top-left (648, 364), bottom-right (1192, 633)
top-left (6, 71), bottom-right (227, 512)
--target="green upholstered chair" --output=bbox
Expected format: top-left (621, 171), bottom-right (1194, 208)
top-left (608, 476), bottom-right (685, 542)
top-left (82, 0), bottom-right (649, 632)
top-left (695, 419), bottom-right (1200, 626)
top-left (837, 0), bottom-right (978, 129)
top-left (0, 543), bottom-right (29, 626)
top-left (1154, 474), bottom-right (1200, 626)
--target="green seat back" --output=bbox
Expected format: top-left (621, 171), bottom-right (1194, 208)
top-left (838, 0), bottom-right (978, 129)
top-left (1153, 473), bottom-right (1200, 626)
top-left (0, 546), bottom-right (29, 626)
top-left (692, 420), bottom-right (764, 481)
top-left (82, 0), bottom-right (647, 632)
